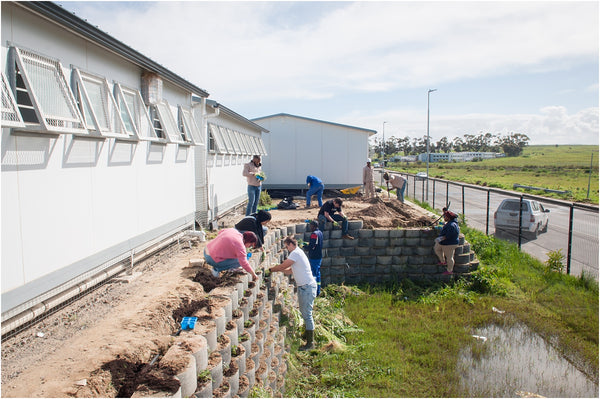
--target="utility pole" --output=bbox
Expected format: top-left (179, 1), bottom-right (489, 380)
top-left (426, 88), bottom-right (436, 202)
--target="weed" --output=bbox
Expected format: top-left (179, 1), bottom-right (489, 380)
top-left (258, 190), bottom-right (272, 208)
top-left (545, 249), bottom-right (565, 273)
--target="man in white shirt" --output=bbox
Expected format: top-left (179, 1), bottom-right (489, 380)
top-left (269, 236), bottom-right (318, 351)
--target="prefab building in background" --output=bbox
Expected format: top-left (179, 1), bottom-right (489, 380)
top-left (252, 113), bottom-right (376, 190)
top-left (0, 2), bottom-right (211, 334)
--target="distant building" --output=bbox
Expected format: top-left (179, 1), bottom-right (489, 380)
top-left (418, 152), bottom-right (502, 162)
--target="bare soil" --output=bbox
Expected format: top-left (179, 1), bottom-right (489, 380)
top-left (1, 196), bottom-right (434, 398)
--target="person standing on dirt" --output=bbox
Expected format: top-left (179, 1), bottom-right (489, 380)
top-left (318, 198), bottom-right (354, 239)
top-left (434, 210), bottom-right (460, 275)
top-left (269, 236), bottom-right (317, 351)
top-left (306, 220), bottom-right (323, 296)
top-left (363, 158), bottom-right (375, 199)
top-left (383, 172), bottom-right (408, 203)
top-left (243, 155), bottom-right (263, 216)
top-left (305, 175), bottom-right (324, 208)
top-left (235, 210), bottom-right (271, 250)
top-left (204, 228), bottom-right (259, 280)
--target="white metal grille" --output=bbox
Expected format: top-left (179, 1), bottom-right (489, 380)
top-left (73, 69), bottom-right (130, 139)
top-left (1, 72), bottom-right (25, 128)
top-left (179, 106), bottom-right (203, 145)
top-left (155, 100), bottom-right (184, 144)
top-left (208, 123), bottom-right (226, 154)
top-left (114, 83), bottom-right (159, 141)
top-left (12, 47), bottom-right (86, 134)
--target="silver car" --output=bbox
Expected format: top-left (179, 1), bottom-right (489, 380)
top-left (494, 198), bottom-right (550, 239)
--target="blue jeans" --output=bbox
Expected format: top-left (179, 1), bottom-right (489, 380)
top-left (306, 183), bottom-right (324, 207)
top-left (246, 185), bottom-right (262, 216)
top-left (398, 184), bottom-right (406, 203)
top-left (318, 214), bottom-right (349, 235)
top-left (297, 283), bottom-right (317, 330)
top-left (309, 258), bottom-right (322, 296)
top-left (204, 249), bottom-right (241, 272)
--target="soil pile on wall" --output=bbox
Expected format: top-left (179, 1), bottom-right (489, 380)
top-left (346, 198), bottom-right (435, 228)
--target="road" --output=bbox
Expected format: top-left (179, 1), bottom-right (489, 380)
top-left (375, 169), bottom-right (599, 280)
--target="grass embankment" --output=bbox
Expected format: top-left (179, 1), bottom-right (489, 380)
top-left (387, 145), bottom-right (599, 204)
top-left (277, 227), bottom-right (598, 397)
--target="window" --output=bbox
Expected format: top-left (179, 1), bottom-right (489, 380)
top-left (9, 46), bottom-right (86, 134)
top-left (1, 72), bottom-right (25, 128)
top-left (255, 135), bottom-right (268, 155)
top-left (153, 100), bottom-right (186, 144)
top-left (113, 83), bottom-right (160, 141)
top-left (226, 128), bottom-right (241, 153)
top-left (208, 123), bottom-right (226, 153)
top-left (233, 130), bottom-right (249, 155)
top-left (72, 68), bottom-right (132, 139)
top-left (178, 106), bottom-right (203, 145)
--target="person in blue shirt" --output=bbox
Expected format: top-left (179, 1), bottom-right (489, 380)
top-left (305, 220), bottom-right (323, 295)
top-left (305, 175), bottom-right (324, 208)
top-left (434, 210), bottom-right (460, 275)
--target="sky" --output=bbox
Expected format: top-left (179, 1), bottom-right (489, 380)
top-left (56, 1), bottom-right (599, 146)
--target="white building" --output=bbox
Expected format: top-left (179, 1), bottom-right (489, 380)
top-left (252, 113), bottom-right (376, 190)
top-left (0, 2), bottom-right (265, 332)
top-left (418, 152), bottom-right (501, 163)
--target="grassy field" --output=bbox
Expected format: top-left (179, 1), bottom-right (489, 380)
top-left (277, 227), bottom-right (598, 398)
top-left (386, 145), bottom-right (599, 204)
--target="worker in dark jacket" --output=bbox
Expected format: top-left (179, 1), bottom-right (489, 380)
top-left (235, 210), bottom-right (272, 249)
top-left (306, 220), bottom-right (323, 295)
top-left (434, 210), bottom-right (460, 275)
top-left (318, 198), bottom-right (353, 239)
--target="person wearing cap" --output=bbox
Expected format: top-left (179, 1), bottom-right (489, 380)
top-left (235, 210), bottom-right (272, 250)
top-left (243, 155), bottom-right (263, 216)
top-left (204, 228), bottom-right (259, 280)
top-left (305, 220), bottom-right (323, 295)
top-left (383, 172), bottom-right (408, 203)
top-left (434, 211), bottom-right (460, 275)
top-left (269, 236), bottom-right (318, 351)
top-left (363, 159), bottom-right (375, 199)
top-left (305, 175), bottom-right (324, 208)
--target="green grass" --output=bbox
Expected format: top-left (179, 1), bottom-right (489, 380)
top-left (388, 145), bottom-right (599, 203)
top-left (281, 227), bottom-right (598, 397)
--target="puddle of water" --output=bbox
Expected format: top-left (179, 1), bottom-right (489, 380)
top-left (457, 322), bottom-right (598, 398)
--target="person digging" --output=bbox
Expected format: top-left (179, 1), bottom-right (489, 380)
top-left (269, 236), bottom-right (318, 351)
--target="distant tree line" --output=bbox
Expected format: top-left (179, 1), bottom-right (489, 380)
top-left (372, 132), bottom-right (530, 158)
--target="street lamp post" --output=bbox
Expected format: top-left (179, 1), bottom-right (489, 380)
top-left (381, 121), bottom-right (387, 185)
top-left (426, 88), bottom-right (436, 202)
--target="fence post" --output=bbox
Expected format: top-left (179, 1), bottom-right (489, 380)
top-left (518, 196), bottom-right (523, 249)
top-left (486, 190), bottom-right (490, 235)
top-left (567, 204), bottom-right (574, 275)
top-left (432, 180), bottom-right (436, 210)
top-left (462, 186), bottom-right (465, 217)
top-left (413, 177), bottom-right (416, 201)
top-left (446, 182), bottom-right (449, 209)
top-left (422, 179), bottom-right (425, 203)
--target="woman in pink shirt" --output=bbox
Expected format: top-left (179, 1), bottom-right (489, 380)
top-left (204, 228), bottom-right (258, 280)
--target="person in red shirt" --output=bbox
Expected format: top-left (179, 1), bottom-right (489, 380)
top-left (204, 228), bottom-right (258, 280)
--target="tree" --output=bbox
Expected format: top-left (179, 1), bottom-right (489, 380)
top-left (499, 133), bottom-right (530, 156)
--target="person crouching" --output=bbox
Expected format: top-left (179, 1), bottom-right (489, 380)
top-left (204, 228), bottom-right (259, 280)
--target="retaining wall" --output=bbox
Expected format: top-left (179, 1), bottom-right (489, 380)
top-left (156, 220), bottom-right (478, 397)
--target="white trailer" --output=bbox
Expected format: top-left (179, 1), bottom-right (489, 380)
top-left (252, 113), bottom-right (376, 190)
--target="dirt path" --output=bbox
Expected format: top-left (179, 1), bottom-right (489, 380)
top-left (1, 196), bottom-right (435, 398)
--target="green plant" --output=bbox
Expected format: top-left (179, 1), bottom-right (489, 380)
top-left (258, 190), bottom-right (272, 207)
top-left (244, 319), bottom-right (254, 328)
top-left (197, 369), bottom-right (211, 384)
top-left (545, 249), bottom-right (565, 273)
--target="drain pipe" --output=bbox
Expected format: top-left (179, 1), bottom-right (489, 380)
top-left (2, 229), bottom-right (191, 337)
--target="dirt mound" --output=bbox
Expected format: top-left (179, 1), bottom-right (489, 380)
top-left (346, 197), bottom-right (435, 229)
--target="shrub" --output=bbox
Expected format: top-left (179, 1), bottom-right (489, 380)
top-left (545, 249), bottom-right (565, 273)
top-left (259, 190), bottom-right (272, 207)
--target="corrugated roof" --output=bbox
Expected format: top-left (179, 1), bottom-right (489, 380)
top-left (252, 113), bottom-right (377, 135)
top-left (16, 1), bottom-right (209, 98)
top-left (200, 98), bottom-right (269, 133)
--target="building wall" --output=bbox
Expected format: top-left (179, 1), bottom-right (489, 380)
top-left (1, 3), bottom-right (197, 313)
top-left (256, 115), bottom-right (371, 189)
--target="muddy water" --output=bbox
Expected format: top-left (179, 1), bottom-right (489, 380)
top-left (458, 323), bottom-right (598, 397)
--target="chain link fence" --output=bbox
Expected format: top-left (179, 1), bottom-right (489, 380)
top-left (376, 170), bottom-right (599, 280)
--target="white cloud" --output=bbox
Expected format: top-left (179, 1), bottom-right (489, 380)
top-left (64, 1), bottom-right (598, 101)
top-left (342, 106), bottom-right (599, 145)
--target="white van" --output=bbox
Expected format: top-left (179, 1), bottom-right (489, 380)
top-left (494, 198), bottom-right (550, 239)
